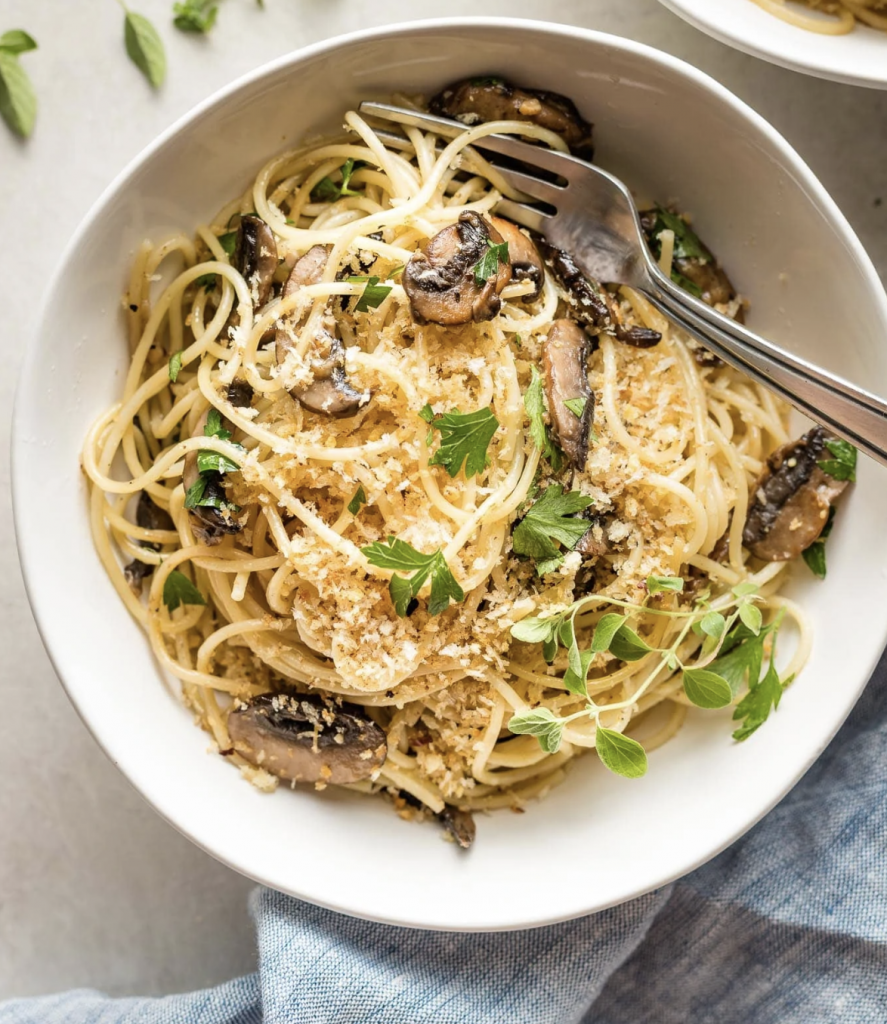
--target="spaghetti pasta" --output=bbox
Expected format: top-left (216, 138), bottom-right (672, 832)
top-left (750, 0), bottom-right (887, 33)
top-left (83, 92), bottom-right (824, 845)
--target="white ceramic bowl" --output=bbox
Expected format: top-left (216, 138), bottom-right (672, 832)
top-left (13, 18), bottom-right (887, 931)
top-left (659, 0), bottom-right (887, 89)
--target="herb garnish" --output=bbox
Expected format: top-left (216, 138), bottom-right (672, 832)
top-left (646, 575), bottom-right (684, 595)
top-left (0, 29), bottom-right (37, 138)
top-left (168, 350), bottom-right (183, 383)
top-left (523, 366), bottom-right (564, 471)
top-left (347, 486), bottom-right (367, 516)
top-left (802, 506), bottom-right (836, 580)
top-left (184, 408), bottom-right (244, 510)
top-left (563, 397), bottom-right (587, 419)
top-left (817, 438), bottom-right (857, 482)
top-left (473, 239), bottom-right (509, 286)
top-left (121, 4), bottom-right (166, 88)
top-left (347, 275), bottom-right (392, 312)
top-left (163, 569), bottom-right (206, 612)
top-left (419, 406), bottom-right (499, 479)
top-left (362, 536), bottom-right (465, 617)
top-left (311, 158), bottom-right (363, 203)
top-left (508, 581), bottom-right (789, 775)
top-left (218, 231), bottom-right (237, 257)
top-left (511, 485), bottom-right (594, 576)
top-left (645, 206), bottom-right (710, 298)
top-left (173, 0), bottom-right (219, 32)
top-left (195, 273), bottom-right (217, 292)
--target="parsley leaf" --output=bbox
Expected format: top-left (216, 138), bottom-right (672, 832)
top-left (563, 397), bottom-right (587, 418)
top-left (652, 206), bottom-right (710, 262)
top-left (196, 450), bottom-right (240, 474)
top-left (168, 351), bottom-right (183, 383)
top-left (802, 506), bottom-right (836, 580)
top-left (173, 0), bottom-right (218, 32)
top-left (347, 486), bottom-right (367, 516)
top-left (204, 408), bottom-right (231, 441)
top-left (163, 569), bottom-right (206, 612)
top-left (595, 726), bottom-right (647, 779)
top-left (425, 407), bottom-right (499, 479)
top-left (512, 485), bottom-right (594, 575)
top-left (218, 231), bottom-right (237, 257)
top-left (362, 536), bottom-right (465, 617)
top-left (311, 158), bottom-right (363, 203)
top-left (473, 239), bottom-right (509, 285)
top-left (196, 273), bottom-right (217, 292)
top-left (646, 574), bottom-right (684, 595)
top-left (523, 366), bottom-right (564, 471)
top-left (347, 275), bottom-right (392, 313)
top-left (508, 707), bottom-right (564, 755)
top-left (817, 438), bottom-right (857, 482)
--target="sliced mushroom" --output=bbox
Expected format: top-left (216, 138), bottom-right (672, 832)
top-left (275, 246), bottom-right (369, 418)
top-left (489, 216), bottom-right (544, 301)
top-left (292, 328), bottom-right (369, 418)
top-left (538, 240), bottom-right (661, 348)
top-left (183, 408), bottom-right (244, 546)
top-left (227, 692), bottom-right (387, 785)
top-left (226, 377), bottom-right (254, 409)
top-left (429, 77), bottom-right (594, 160)
top-left (542, 319), bottom-right (594, 470)
top-left (282, 244), bottom-right (332, 301)
top-left (575, 510), bottom-right (610, 561)
top-left (234, 215), bottom-right (278, 308)
top-left (123, 492), bottom-right (175, 593)
top-left (402, 211), bottom-right (512, 326)
top-left (439, 807), bottom-right (476, 850)
top-left (743, 426), bottom-right (850, 562)
top-left (395, 789), bottom-right (476, 849)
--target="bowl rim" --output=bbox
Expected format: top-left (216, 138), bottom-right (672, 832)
top-left (12, 15), bottom-right (887, 930)
top-left (657, 0), bottom-right (887, 90)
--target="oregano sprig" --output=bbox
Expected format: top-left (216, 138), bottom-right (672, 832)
top-left (0, 29), bottom-right (38, 138)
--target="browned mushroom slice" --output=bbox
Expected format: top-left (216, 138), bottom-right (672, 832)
top-left (429, 77), bottom-right (594, 160)
top-left (228, 692), bottom-right (387, 785)
top-left (537, 240), bottom-right (661, 348)
top-left (489, 216), bottom-right (544, 301)
top-left (292, 328), bottom-right (369, 418)
top-left (743, 426), bottom-right (850, 562)
top-left (183, 408), bottom-right (244, 546)
top-left (124, 492), bottom-right (175, 593)
top-left (402, 211), bottom-right (512, 326)
top-left (226, 377), bottom-right (254, 409)
top-left (575, 511), bottom-right (610, 561)
top-left (274, 247), bottom-right (369, 417)
top-left (282, 244), bottom-right (332, 300)
top-left (439, 807), bottom-right (476, 850)
top-left (234, 215), bottom-right (278, 308)
top-left (542, 319), bottom-right (594, 471)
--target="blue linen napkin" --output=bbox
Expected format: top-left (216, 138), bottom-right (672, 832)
top-left (3, 651), bottom-right (885, 1024)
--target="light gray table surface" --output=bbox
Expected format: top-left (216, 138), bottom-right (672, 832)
top-left (1, 0), bottom-right (885, 1001)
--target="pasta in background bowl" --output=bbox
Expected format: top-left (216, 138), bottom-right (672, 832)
top-left (13, 19), bottom-right (887, 930)
top-left (658, 0), bottom-right (887, 88)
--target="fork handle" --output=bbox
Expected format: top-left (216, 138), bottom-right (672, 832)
top-left (642, 280), bottom-right (887, 468)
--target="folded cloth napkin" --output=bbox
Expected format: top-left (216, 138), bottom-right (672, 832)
top-left (3, 652), bottom-right (886, 1024)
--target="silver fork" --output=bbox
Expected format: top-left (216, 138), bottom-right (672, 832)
top-left (360, 100), bottom-right (887, 468)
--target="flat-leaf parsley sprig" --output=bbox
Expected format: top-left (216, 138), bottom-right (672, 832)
top-left (419, 405), bottom-right (499, 479)
top-left (362, 537), bottom-right (465, 617)
top-left (507, 577), bottom-right (792, 777)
